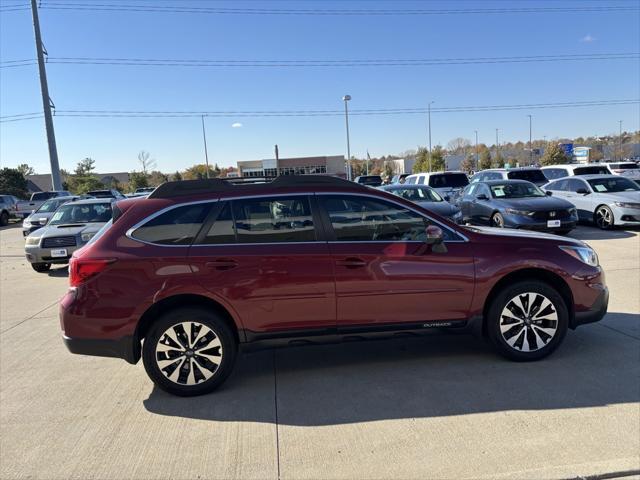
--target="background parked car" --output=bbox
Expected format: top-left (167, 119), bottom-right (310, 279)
top-left (14, 191), bottom-right (72, 219)
top-left (22, 196), bottom-right (86, 236)
top-left (600, 162), bottom-right (640, 181)
top-left (542, 174), bottom-right (640, 229)
top-left (470, 167), bottom-right (548, 186)
top-left (457, 179), bottom-right (577, 234)
top-left (404, 171), bottom-right (469, 201)
top-left (0, 194), bottom-right (20, 226)
top-left (86, 189), bottom-right (126, 200)
top-left (354, 175), bottom-right (383, 187)
top-left (381, 184), bottom-right (463, 223)
top-left (390, 173), bottom-right (409, 184)
top-left (541, 164), bottom-right (612, 180)
top-left (24, 198), bottom-right (113, 272)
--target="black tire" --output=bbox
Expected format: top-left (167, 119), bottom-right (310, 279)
top-left (491, 212), bottom-right (505, 228)
top-left (487, 281), bottom-right (568, 361)
top-left (31, 262), bottom-right (51, 273)
top-left (594, 205), bottom-right (615, 230)
top-left (142, 307), bottom-right (237, 396)
top-left (0, 211), bottom-right (8, 227)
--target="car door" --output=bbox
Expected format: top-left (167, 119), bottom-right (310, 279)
top-left (318, 194), bottom-right (475, 328)
top-left (565, 178), bottom-right (594, 220)
top-left (188, 195), bottom-right (336, 337)
top-left (458, 184), bottom-right (478, 221)
top-left (470, 184), bottom-right (493, 224)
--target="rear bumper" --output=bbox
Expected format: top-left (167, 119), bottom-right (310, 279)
top-left (63, 335), bottom-right (140, 364)
top-left (573, 287), bottom-right (609, 328)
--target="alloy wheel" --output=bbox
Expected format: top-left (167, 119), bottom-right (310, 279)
top-left (155, 321), bottom-right (223, 385)
top-left (595, 206), bottom-right (613, 229)
top-left (492, 213), bottom-right (504, 228)
top-left (499, 292), bottom-right (558, 352)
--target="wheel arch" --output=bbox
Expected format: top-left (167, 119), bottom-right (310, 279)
top-left (135, 294), bottom-right (242, 348)
top-left (593, 203), bottom-right (614, 224)
top-left (481, 267), bottom-right (575, 336)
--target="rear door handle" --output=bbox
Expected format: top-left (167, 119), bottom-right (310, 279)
top-left (206, 259), bottom-right (238, 271)
top-left (335, 257), bottom-right (367, 268)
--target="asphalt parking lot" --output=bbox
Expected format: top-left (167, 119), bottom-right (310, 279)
top-left (1, 221), bottom-right (638, 480)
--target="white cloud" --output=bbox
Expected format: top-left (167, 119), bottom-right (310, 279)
top-left (231, 122), bottom-right (243, 128)
top-left (580, 34), bottom-right (596, 43)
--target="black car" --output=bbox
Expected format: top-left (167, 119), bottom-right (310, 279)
top-left (354, 175), bottom-right (383, 187)
top-left (86, 189), bottom-right (126, 200)
top-left (381, 184), bottom-right (463, 223)
top-left (457, 179), bottom-right (578, 234)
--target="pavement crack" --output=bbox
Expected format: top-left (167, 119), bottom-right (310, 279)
top-left (597, 323), bottom-right (640, 341)
top-left (0, 300), bottom-right (59, 335)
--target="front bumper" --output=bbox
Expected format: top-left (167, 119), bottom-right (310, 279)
top-left (25, 244), bottom-right (82, 264)
top-left (504, 215), bottom-right (577, 232)
top-left (612, 206), bottom-right (640, 226)
top-left (573, 287), bottom-right (609, 327)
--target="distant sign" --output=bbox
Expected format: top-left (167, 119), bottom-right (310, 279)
top-left (574, 147), bottom-right (590, 158)
top-left (559, 143), bottom-right (574, 157)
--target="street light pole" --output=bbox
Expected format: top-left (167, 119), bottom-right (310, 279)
top-left (201, 115), bottom-right (210, 179)
top-left (527, 115), bottom-right (533, 165)
top-left (474, 130), bottom-right (479, 171)
top-left (618, 120), bottom-right (623, 161)
top-left (343, 95), bottom-right (352, 180)
top-left (495, 128), bottom-right (499, 162)
top-left (427, 101), bottom-right (434, 172)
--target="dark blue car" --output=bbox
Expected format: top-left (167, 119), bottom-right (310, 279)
top-left (456, 179), bottom-right (578, 234)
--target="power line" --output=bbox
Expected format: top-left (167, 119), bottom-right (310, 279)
top-left (2, 99), bottom-right (638, 123)
top-left (34, 2), bottom-right (640, 15)
top-left (2, 53), bottom-right (637, 69)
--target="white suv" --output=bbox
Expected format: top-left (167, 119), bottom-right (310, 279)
top-left (541, 164), bottom-right (612, 181)
top-left (404, 171), bottom-right (469, 202)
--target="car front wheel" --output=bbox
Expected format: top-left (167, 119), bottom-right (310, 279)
top-left (487, 281), bottom-right (568, 361)
top-left (595, 205), bottom-right (615, 230)
top-left (491, 212), bottom-right (505, 228)
top-left (0, 211), bottom-right (8, 226)
top-left (142, 307), bottom-right (237, 396)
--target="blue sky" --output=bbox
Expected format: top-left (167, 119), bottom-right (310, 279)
top-left (1, 0), bottom-right (639, 174)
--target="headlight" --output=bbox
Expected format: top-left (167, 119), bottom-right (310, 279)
top-left (559, 245), bottom-right (599, 267)
top-left (25, 236), bottom-right (40, 246)
top-left (81, 232), bottom-right (95, 242)
top-left (505, 208), bottom-right (531, 216)
top-left (614, 202), bottom-right (640, 209)
top-left (22, 220), bottom-right (31, 228)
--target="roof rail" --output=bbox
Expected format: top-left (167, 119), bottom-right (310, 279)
top-left (148, 175), bottom-right (362, 199)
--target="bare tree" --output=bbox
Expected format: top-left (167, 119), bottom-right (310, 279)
top-left (446, 137), bottom-right (472, 155)
top-left (137, 151), bottom-right (157, 174)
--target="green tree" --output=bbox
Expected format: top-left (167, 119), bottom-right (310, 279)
top-left (0, 168), bottom-right (28, 198)
top-left (171, 171), bottom-right (183, 182)
top-left (129, 171), bottom-right (149, 191)
top-left (149, 170), bottom-right (169, 186)
top-left (413, 146), bottom-right (445, 173)
top-left (540, 143), bottom-right (570, 166)
top-left (16, 164), bottom-right (35, 176)
top-left (183, 164), bottom-right (216, 180)
top-left (492, 153), bottom-right (505, 168)
top-left (75, 157), bottom-right (96, 176)
top-left (67, 158), bottom-right (103, 194)
top-left (478, 148), bottom-right (492, 170)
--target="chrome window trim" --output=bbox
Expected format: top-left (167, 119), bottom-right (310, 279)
top-left (125, 199), bottom-right (219, 247)
top-left (315, 191), bottom-right (469, 243)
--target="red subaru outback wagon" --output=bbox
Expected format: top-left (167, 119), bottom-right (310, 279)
top-left (60, 176), bottom-right (608, 396)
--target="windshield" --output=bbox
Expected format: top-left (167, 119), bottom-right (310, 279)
top-left (428, 173), bottom-right (468, 188)
top-left (390, 187), bottom-right (443, 202)
top-left (35, 199), bottom-right (65, 213)
top-left (357, 176), bottom-right (382, 186)
top-left (31, 192), bottom-right (57, 201)
top-left (587, 177), bottom-right (640, 193)
top-left (574, 166), bottom-right (611, 175)
top-left (490, 183), bottom-right (546, 198)
top-left (506, 170), bottom-right (547, 182)
top-left (49, 203), bottom-right (112, 225)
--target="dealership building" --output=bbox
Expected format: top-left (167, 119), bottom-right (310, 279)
top-left (236, 155), bottom-right (347, 178)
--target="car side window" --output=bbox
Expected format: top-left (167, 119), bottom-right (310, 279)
top-left (405, 176), bottom-right (416, 185)
top-left (417, 176), bottom-right (425, 185)
top-left (131, 203), bottom-right (211, 245)
top-left (201, 202), bottom-right (235, 244)
top-left (232, 196), bottom-right (316, 243)
top-left (544, 168), bottom-right (565, 180)
top-left (321, 195), bottom-right (455, 242)
top-left (465, 184), bottom-right (478, 196)
top-left (567, 179), bottom-right (586, 192)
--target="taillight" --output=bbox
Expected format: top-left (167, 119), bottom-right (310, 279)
top-left (69, 257), bottom-right (116, 287)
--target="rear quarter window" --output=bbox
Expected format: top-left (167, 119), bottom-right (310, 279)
top-left (507, 170), bottom-right (547, 182)
top-left (130, 203), bottom-right (211, 245)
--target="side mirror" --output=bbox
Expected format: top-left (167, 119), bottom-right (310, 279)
top-left (545, 190), bottom-right (553, 196)
top-left (38, 218), bottom-right (48, 225)
top-left (476, 194), bottom-right (489, 201)
top-left (576, 188), bottom-right (590, 195)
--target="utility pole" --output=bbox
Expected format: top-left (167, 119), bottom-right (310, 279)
top-left (474, 130), bottom-right (479, 171)
top-left (342, 95), bottom-right (352, 180)
top-left (618, 120), bottom-right (623, 161)
top-left (274, 144), bottom-right (280, 176)
top-left (527, 115), bottom-right (533, 165)
top-left (495, 128), bottom-right (499, 162)
top-left (31, 0), bottom-right (61, 191)
top-left (200, 115), bottom-right (210, 179)
top-left (427, 101), bottom-right (434, 172)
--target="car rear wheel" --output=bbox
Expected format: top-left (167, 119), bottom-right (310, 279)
top-left (491, 212), bottom-right (505, 228)
top-left (595, 205), bottom-right (614, 230)
top-left (0, 211), bottom-right (8, 226)
top-left (31, 263), bottom-right (51, 273)
top-left (487, 281), bottom-right (568, 361)
top-left (142, 307), bottom-right (237, 396)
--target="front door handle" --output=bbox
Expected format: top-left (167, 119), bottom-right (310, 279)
top-left (206, 259), bottom-right (238, 271)
top-left (335, 257), bottom-right (367, 268)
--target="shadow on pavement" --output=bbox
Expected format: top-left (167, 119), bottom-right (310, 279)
top-left (47, 265), bottom-right (69, 277)
top-left (143, 313), bottom-right (640, 425)
top-left (569, 225), bottom-right (638, 241)
top-left (0, 222), bottom-right (22, 232)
